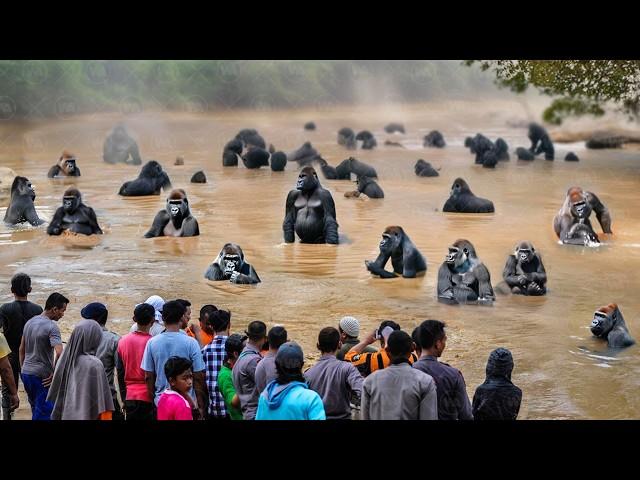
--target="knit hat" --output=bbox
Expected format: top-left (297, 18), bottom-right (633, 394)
top-left (339, 316), bottom-right (360, 338)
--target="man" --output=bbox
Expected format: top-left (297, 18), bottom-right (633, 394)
top-left (201, 309), bottom-right (232, 419)
top-left (19, 292), bottom-right (67, 420)
top-left (0, 333), bottom-right (19, 414)
top-left (141, 300), bottom-right (208, 419)
top-left (0, 273), bottom-right (42, 420)
top-left (362, 330), bottom-right (437, 420)
top-left (232, 320), bottom-right (267, 420)
top-left (186, 304), bottom-right (217, 348)
top-left (176, 299), bottom-right (192, 333)
top-left (336, 316), bottom-right (377, 361)
top-left (413, 320), bottom-right (473, 420)
top-left (304, 327), bottom-right (363, 420)
top-left (255, 325), bottom-right (287, 394)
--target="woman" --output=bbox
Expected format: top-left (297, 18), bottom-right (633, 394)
top-left (130, 295), bottom-right (165, 336)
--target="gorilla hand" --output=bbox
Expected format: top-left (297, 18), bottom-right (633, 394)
top-left (365, 260), bottom-right (397, 278)
top-left (526, 283), bottom-right (544, 295)
top-left (230, 271), bottom-right (240, 283)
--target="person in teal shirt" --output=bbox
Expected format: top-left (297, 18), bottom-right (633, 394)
top-left (218, 334), bottom-right (244, 420)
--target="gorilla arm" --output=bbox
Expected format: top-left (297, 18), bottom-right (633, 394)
top-left (586, 192), bottom-right (613, 234)
top-left (159, 172), bottom-right (172, 192)
top-left (180, 217), bottom-right (199, 237)
top-left (47, 165), bottom-right (61, 178)
top-left (127, 140), bottom-right (142, 166)
top-left (23, 200), bottom-right (44, 226)
top-left (144, 210), bottom-right (170, 238)
top-left (320, 189), bottom-right (339, 245)
top-left (437, 263), bottom-right (461, 303)
top-left (46, 207), bottom-right (65, 235)
top-left (400, 241), bottom-right (425, 278)
top-left (474, 263), bottom-right (495, 300)
top-left (85, 206), bottom-right (103, 234)
top-left (230, 266), bottom-right (261, 284)
top-left (502, 255), bottom-right (523, 289)
top-left (365, 252), bottom-right (396, 278)
top-left (283, 191), bottom-right (297, 243)
top-left (608, 327), bottom-right (636, 349)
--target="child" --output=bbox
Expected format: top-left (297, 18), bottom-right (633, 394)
top-left (218, 334), bottom-right (246, 420)
top-left (157, 356), bottom-right (196, 420)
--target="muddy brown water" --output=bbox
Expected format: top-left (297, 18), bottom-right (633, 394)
top-left (1, 99), bottom-right (640, 419)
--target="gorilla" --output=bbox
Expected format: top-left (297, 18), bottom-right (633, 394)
top-left (283, 166), bottom-right (339, 244)
top-left (344, 176), bottom-right (384, 199)
top-left (365, 226), bottom-right (426, 278)
top-left (384, 123), bottom-right (405, 134)
top-left (48, 151), bottom-right (80, 178)
top-left (3, 177), bottom-right (45, 226)
top-left (590, 304), bottom-right (635, 349)
top-left (270, 151), bottom-right (287, 171)
top-left (443, 178), bottom-right (495, 213)
top-left (144, 189), bottom-right (199, 238)
top-left (516, 147), bottom-right (535, 161)
top-left (553, 187), bottom-right (612, 245)
top-left (528, 123), bottom-right (554, 160)
top-left (423, 130), bottom-right (446, 148)
top-left (235, 129), bottom-right (266, 149)
top-left (190, 171), bottom-right (207, 183)
top-left (345, 157), bottom-right (377, 178)
top-left (337, 127), bottom-right (357, 149)
top-left (47, 188), bottom-right (102, 236)
top-left (222, 138), bottom-right (243, 167)
top-left (242, 147), bottom-right (270, 169)
top-left (304, 122), bottom-right (316, 131)
top-left (204, 243), bottom-right (261, 284)
top-left (437, 239), bottom-right (495, 305)
top-left (465, 134), bottom-right (494, 165)
top-left (118, 161), bottom-right (172, 196)
top-left (501, 241), bottom-right (547, 296)
top-left (414, 159), bottom-right (439, 177)
top-left (586, 136), bottom-right (625, 149)
top-left (565, 152), bottom-right (579, 162)
top-left (384, 140), bottom-right (405, 148)
top-left (494, 138), bottom-right (510, 161)
top-left (288, 142), bottom-right (320, 166)
top-left (316, 157), bottom-right (351, 180)
top-left (356, 130), bottom-right (377, 149)
top-left (103, 124), bottom-right (142, 165)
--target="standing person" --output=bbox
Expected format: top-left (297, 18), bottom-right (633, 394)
top-left (217, 334), bottom-right (245, 420)
top-left (255, 326), bottom-right (288, 394)
top-left (19, 292), bottom-right (67, 420)
top-left (116, 303), bottom-right (156, 420)
top-left (336, 316), bottom-right (377, 361)
top-left (256, 342), bottom-right (325, 420)
top-left (157, 357), bottom-right (195, 421)
top-left (413, 320), bottom-right (474, 420)
top-left (201, 309), bottom-right (231, 419)
top-left (411, 326), bottom-right (422, 357)
top-left (472, 348), bottom-right (522, 420)
top-left (232, 320), bottom-right (267, 420)
top-left (186, 304), bottom-right (217, 347)
top-left (47, 319), bottom-right (114, 420)
top-left (130, 295), bottom-right (165, 336)
top-left (0, 333), bottom-right (19, 414)
top-left (0, 273), bottom-right (43, 420)
top-left (304, 327), bottom-right (363, 420)
top-left (141, 300), bottom-right (207, 419)
top-left (362, 330), bottom-right (437, 420)
top-left (176, 299), bottom-right (192, 333)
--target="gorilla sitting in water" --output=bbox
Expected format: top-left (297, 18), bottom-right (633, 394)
top-left (443, 178), bottom-right (495, 213)
top-left (553, 186), bottom-right (612, 245)
top-left (423, 130), bottom-right (446, 148)
top-left (590, 304), bottom-right (635, 348)
top-left (242, 147), bottom-right (270, 169)
top-left (222, 138), bottom-right (243, 167)
top-left (288, 142), bottom-right (321, 166)
top-left (119, 161), bottom-right (172, 196)
top-left (270, 151), bottom-right (287, 171)
top-left (103, 124), bottom-right (142, 165)
top-left (414, 159), bottom-right (439, 177)
top-left (515, 147), bottom-right (535, 161)
top-left (316, 157), bottom-right (351, 180)
top-left (283, 166), bottom-right (339, 244)
top-left (528, 123), bottom-right (554, 160)
top-left (48, 151), bottom-right (80, 178)
top-left (3, 176), bottom-right (45, 226)
top-left (465, 134), bottom-right (494, 165)
top-left (235, 129), bottom-right (266, 149)
top-left (190, 171), bottom-right (206, 183)
top-left (501, 241), bottom-right (547, 296)
top-left (337, 127), bottom-right (357, 149)
top-left (304, 122), bottom-right (316, 131)
top-left (365, 226), bottom-right (426, 278)
top-left (204, 243), bottom-right (261, 284)
top-left (144, 189), bottom-right (199, 238)
top-left (356, 130), bottom-right (377, 149)
top-left (438, 239), bottom-right (495, 305)
top-left (344, 176), bottom-right (384, 199)
top-left (384, 123), bottom-right (405, 134)
top-left (494, 138), bottom-right (510, 161)
top-left (47, 188), bottom-right (102, 236)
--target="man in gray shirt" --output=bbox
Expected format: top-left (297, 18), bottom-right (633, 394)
top-left (362, 330), bottom-right (437, 420)
top-left (305, 327), bottom-right (363, 420)
top-left (232, 321), bottom-right (267, 420)
top-left (255, 326), bottom-right (287, 393)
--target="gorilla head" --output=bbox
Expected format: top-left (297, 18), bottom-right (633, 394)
top-left (166, 189), bottom-right (190, 228)
top-left (450, 178), bottom-right (471, 199)
top-left (514, 241), bottom-right (535, 264)
top-left (113, 124), bottom-right (128, 141)
top-left (464, 137), bottom-right (473, 149)
top-left (62, 187), bottom-right (81, 214)
top-left (59, 151), bottom-right (77, 175)
top-left (141, 160), bottom-right (164, 178)
top-left (380, 226), bottom-right (404, 254)
top-left (296, 166), bottom-right (319, 192)
top-left (567, 187), bottom-right (591, 220)
top-left (217, 243), bottom-right (245, 278)
top-left (446, 239), bottom-right (476, 270)
top-left (11, 176), bottom-right (36, 201)
top-left (590, 304), bottom-right (620, 338)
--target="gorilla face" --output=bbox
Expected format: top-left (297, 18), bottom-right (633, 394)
top-left (450, 179), bottom-right (469, 198)
top-left (571, 199), bottom-right (591, 220)
top-left (63, 159), bottom-right (77, 174)
top-left (590, 311), bottom-right (611, 338)
top-left (222, 253), bottom-right (242, 276)
top-left (62, 194), bottom-right (80, 214)
top-left (380, 228), bottom-right (402, 254)
top-left (18, 179), bottom-right (36, 201)
top-left (167, 198), bottom-right (187, 218)
top-left (296, 168), bottom-right (319, 191)
top-left (446, 246), bottom-right (468, 269)
top-left (517, 247), bottom-right (534, 263)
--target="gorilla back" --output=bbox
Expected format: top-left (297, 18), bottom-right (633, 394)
top-left (443, 178), bottom-right (495, 213)
top-left (119, 161), bottom-right (172, 196)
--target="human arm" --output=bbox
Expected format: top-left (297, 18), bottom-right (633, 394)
top-left (456, 373), bottom-right (474, 420)
top-left (419, 378), bottom-right (438, 420)
top-left (116, 350), bottom-right (127, 407)
top-left (193, 371), bottom-right (208, 419)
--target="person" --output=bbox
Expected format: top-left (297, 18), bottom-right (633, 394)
top-left (411, 326), bottom-right (422, 357)
top-left (0, 333), bottom-right (19, 414)
top-left (176, 298), bottom-right (192, 333)
top-left (256, 342), bottom-right (325, 420)
top-left (141, 300), bottom-right (207, 419)
top-left (157, 356), bottom-right (195, 421)
top-left (413, 320), bottom-right (474, 420)
top-left (362, 330), bottom-right (438, 420)
top-left (304, 327), bottom-right (363, 420)
top-left (130, 295), bottom-right (165, 336)
top-left (218, 334), bottom-right (245, 420)
top-left (116, 303), bottom-right (156, 420)
top-left (0, 273), bottom-right (42, 420)
top-left (201, 309), bottom-right (231, 419)
top-left (232, 320), bottom-right (267, 420)
top-left (255, 325), bottom-right (288, 393)
top-left (472, 348), bottom-right (522, 420)
top-left (336, 316), bottom-right (377, 361)
top-left (47, 319), bottom-right (114, 420)
top-left (19, 292), bottom-right (67, 420)
top-left (344, 320), bottom-right (418, 377)
top-left (81, 302), bottom-right (123, 420)
top-left (186, 304), bottom-right (217, 347)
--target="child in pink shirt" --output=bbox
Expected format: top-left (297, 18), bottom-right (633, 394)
top-left (157, 357), bottom-right (196, 421)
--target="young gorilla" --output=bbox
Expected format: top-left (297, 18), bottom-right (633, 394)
top-left (443, 178), bottom-right (495, 213)
top-left (553, 186), bottom-right (612, 245)
top-left (103, 124), bottom-right (142, 165)
top-left (47, 188), bottom-right (102, 236)
top-left (118, 161), bottom-right (172, 196)
top-left (414, 159), bottom-right (439, 177)
top-left (590, 304), bottom-right (635, 349)
top-left (222, 138), bottom-right (243, 167)
top-left (423, 130), bottom-right (446, 148)
top-left (501, 241), bottom-right (547, 295)
top-left (204, 243), bottom-right (261, 284)
top-left (528, 123), bottom-right (554, 160)
top-left (48, 151), bottom-right (81, 178)
top-left (144, 189), bottom-right (199, 238)
top-left (344, 176), bottom-right (384, 199)
top-left (283, 166), bottom-right (339, 244)
top-left (3, 176), bottom-right (44, 226)
top-left (365, 226), bottom-right (426, 278)
top-left (337, 127), bottom-right (357, 150)
top-left (437, 239), bottom-right (495, 305)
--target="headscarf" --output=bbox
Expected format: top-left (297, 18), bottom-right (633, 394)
top-left (47, 319), bottom-right (114, 420)
top-left (145, 295), bottom-right (165, 324)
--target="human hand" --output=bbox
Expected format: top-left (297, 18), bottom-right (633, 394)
top-left (42, 374), bottom-right (53, 387)
top-left (10, 393), bottom-right (19, 411)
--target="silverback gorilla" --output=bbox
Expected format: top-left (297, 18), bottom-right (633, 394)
top-left (47, 188), bottom-right (102, 236)
top-left (48, 151), bottom-right (80, 178)
top-left (365, 226), bottom-right (426, 278)
top-left (443, 178), bottom-right (495, 213)
top-left (528, 123), bottom-right (554, 160)
top-left (204, 243), bottom-right (261, 284)
top-left (144, 189), bottom-right (199, 238)
top-left (501, 241), bottom-right (547, 295)
top-left (283, 166), bottom-right (339, 244)
top-left (3, 177), bottom-right (45, 226)
top-left (119, 161), bottom-right (172, 196)
top-left (103, 124), bottom-right (142, 165)
top-left (438, 239), bottom-right (495, 305)
top-left (553, 187), bottom-right (612, 245)
top-left (590, 304), bottom-right (635, 348)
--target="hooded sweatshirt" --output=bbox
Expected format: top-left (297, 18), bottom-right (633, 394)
top-left (255, 380), bottom-right (325, 420)
top-left (472, 348), bottom-right (522, 420)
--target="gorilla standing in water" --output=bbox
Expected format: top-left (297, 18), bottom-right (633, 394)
top-left (528, 123), bottom-right (554, 160)
top-left (337, 127), bottom-right (357, 149)
top-left (204, 243), bottom-right (261, 284)
top-left (553, 186), bottom-right (612, 245)
top-left (119, 161), bottom-right (172, 196)
top-left (3, 177), bottom-right (45, 226)
top-left (47, 188), bottom-right (102, 236)
top-left (283, 166), bottom-right (339, 244)
top-left (48, 151), bottom-right (80, 178)
top-left (443, 178), bottom-right (495, 213)
top-left (590, 304), bottom-right (635, 349)
top-left (365, 226), bottom-right (426, 278)
top-left (103, 124), bottom-right (142, 165)
top-left (144, 189), bottom-right (199, 238)
top-left (288, 142), bottom-right (321, 166)
top-left (437, 239), bottom-right (495, 305)
top-left (423, 130), bottom-right (446, 148)
top-left (501, 241), bottom-right (547, 295)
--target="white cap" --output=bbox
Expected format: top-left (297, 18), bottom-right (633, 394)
top-left (339, 316), bottom-right (360, 338)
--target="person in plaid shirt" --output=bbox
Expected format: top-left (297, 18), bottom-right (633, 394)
top-left (201, 309), bottom-right (232, 419)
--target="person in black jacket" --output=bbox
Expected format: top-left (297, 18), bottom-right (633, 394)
top-left (472, 348), bottom-right (522, 420)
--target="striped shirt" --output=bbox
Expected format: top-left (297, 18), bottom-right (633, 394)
top-left (202, 335), bottom-right (228, 417)
top-left (344, 348), bottom-right (418, 377)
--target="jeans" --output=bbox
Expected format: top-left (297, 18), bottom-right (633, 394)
top-left (21, 373), bottom-right (54, 420)
top-left (124, 400), bottom-right (155, 421)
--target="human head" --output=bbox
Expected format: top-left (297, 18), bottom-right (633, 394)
top-left (418, 320), bottom-right (447, 357)
top-left (376, 320), bottom-right (400, 348)
top-left (338, 316), bottom-right (360, 340)
top-left (162, 300), bottom-right (187, 326)
top-left (144, 295), bottom-right (165, 323)
top-left (164, 356), bottom-right (193, 395)
top-left (133, 303), bottom-right (156, 326)
top-left (11, 273), bottom-right (32, 298)
top-left (224, 334), bottom-right (246, 365)
top-left (318, 327), bottom-right (341, 354)
top-left (385, 330), bottom-right (414, 364)
top-left (411, 326), bottom-right (422, 357)
top-left (485, 348), bottom-right (514, 380)
top-left (209, 309), bottom-right (231, 334)
top-left (245, 321), bottom-right (267, 348)
top-left (176, 299), bottom-right (191, 329)
top-left (268, 326), bottom-right (288, 351)
top-left (80, 302), bottom-right (109, 326)
top-left (199, 304), bottom-right (218, 333)
top-left (44, 293), bottom-right (69, 320)
top-left (275, 342), bottom-right (305, 384)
